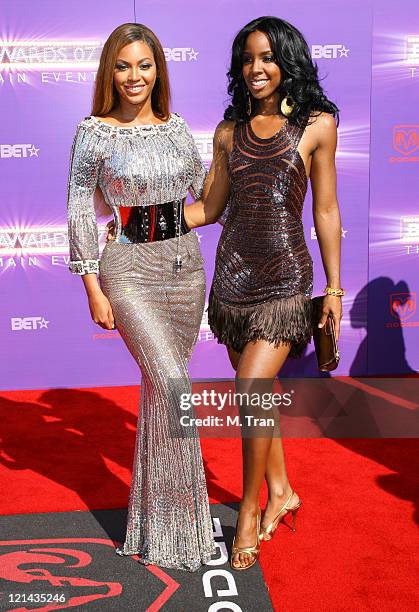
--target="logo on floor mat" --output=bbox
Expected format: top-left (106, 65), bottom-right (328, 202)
top-left (0, 509), bottom-right (273, 611)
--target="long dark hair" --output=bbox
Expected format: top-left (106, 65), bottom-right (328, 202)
top-left (92, 23), bottom-right (170, 120)
top-left (224, 16), bottom-right (339, 126)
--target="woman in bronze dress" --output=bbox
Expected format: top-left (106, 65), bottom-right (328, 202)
top-left (185, 16), bottom-right (343, 570)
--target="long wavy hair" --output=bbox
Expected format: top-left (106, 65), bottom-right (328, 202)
top-left (91, 23), bottom-right (170, 119)
top-left (224, 16), bottom-right (339, 126)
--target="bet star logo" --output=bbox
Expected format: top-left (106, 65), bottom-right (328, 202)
top-left (0, 144), bottom-right (40, 158)
top-left (28, 144), bottom-right (40, 157)
top-left (163, 47), bottom-right (199, 62)
top-left (188, 48), bottom-right (199, 60)
top-left (11, 316), bottom-right (50, 331)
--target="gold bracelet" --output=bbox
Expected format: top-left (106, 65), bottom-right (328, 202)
top-left (324, 286), bottom-right (345, 297)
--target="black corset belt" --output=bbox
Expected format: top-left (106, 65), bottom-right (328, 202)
top-left (118, 200), bottom-right (190, 243)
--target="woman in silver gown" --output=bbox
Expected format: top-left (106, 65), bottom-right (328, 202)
top-left (66, 23), bottom-right (216, 571)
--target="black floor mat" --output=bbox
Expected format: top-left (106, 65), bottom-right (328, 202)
top-left (0, 504), bottom-right (272, 611)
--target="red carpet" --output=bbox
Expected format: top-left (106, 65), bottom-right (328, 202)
top-left (0, 386), bottom-right (418, 611)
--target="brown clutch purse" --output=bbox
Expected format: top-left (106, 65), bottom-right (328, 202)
top-left (311, 296), bottom-right (340, 372)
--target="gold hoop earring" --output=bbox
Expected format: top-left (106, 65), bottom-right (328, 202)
top-left (246, 90), bottom-right (252, 116)
top-left (281, 95), bottom-right (295, 117)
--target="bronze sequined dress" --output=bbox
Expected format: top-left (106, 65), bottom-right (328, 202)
top-left (208, 118), bottom-right (313, 358)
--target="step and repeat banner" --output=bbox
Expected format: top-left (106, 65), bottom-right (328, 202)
top-left (0, 0), bottom-right (417, 390)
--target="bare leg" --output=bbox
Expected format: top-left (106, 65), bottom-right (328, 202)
top-left (228, 343), bottom-right (300, 536)
top-left (262, 438), bottom-right (299, 532)
top-left (231, 340), bottom-right (291, 569)
top-left (227, 346), bottom-right (241, 371)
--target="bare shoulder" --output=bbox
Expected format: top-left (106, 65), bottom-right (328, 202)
top-left (307, 112), bottom-right (337, 132)
top-left (214, 119), bottom-right (235, 152)
top-left (307, 112), bottom-right (337, 143)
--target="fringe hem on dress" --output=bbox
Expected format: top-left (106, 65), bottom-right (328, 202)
top-left (208, 289), bottom-right (313, 359)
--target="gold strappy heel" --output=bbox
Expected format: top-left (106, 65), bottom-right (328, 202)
top-left (259, 490), bottom-right (302, 542)
top-left (230, 508), bottom-right (261, 571)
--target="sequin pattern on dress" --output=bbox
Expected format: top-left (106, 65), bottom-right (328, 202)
top-left (66, 114), bottom-right (216, 571)
top-left (208, 118), bottom-right (313, 357)
top-left (67, 113), bottom-right (206, 274)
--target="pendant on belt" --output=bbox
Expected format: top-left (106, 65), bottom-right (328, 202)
top-left (174, 254), bottom-right (182, 272)
top-left (174, 198), bottom-right (183, 273)
top-left (158, 213), bottom-right (167, 231)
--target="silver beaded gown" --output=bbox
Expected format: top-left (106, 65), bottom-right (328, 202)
top-left (67, 113), bottom-right (216, 571)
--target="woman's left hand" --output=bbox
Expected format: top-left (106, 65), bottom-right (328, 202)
top-left (106, 220), bottom-right (116, 242)
top-left (318, 295), bottom-right (343, 341)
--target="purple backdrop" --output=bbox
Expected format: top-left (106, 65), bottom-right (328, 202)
top-left (0, 0), bottom-right (417, 390)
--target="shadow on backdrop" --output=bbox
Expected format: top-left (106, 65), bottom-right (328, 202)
top-left (350, 276), bottom-right (417, 376)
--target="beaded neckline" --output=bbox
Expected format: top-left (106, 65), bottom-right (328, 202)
top-left (83, 113), bottom-right (182, 135)
top-left (247, 118), bottom-right (289, 142)
top-left (236, 119), bottom-right (309, 184)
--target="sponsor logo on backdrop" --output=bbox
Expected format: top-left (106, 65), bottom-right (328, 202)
top-left (0, 144), bottom-right (39, 158)
top-left (163, 47), bottom-right (199, 61)
top-left (193, 133), bottom-right (214, 166)
top-left (0, 224), bottom-right (205, 269)
top-left (390, 125), bottom-right (419, 163)
top-left (311, 227), bottom-right (348, 239)
top-left (0, 225), bottom-right (104, 269)
top-left (0, 41), bottom-right (101, 66)
top-left (0, 40), bottom-right (199, 85)
top-left (403, 245), bottom-right (419, 255)
top-left (311, 44), bottom-right (349, 59)
top-left (11, 317), bottom-right (49, 330)
top-left (400, 215), bottom-right (419, 255)
top-left (400, 216), bottom-right (419, 242)
top-left (406, 35), bottom-right (419, 78)
top-left (0, 40), bottom-right (101, 85)
top-left (387, 293), bottom-right (418, 328)
top-left (198, 304), bottom-right (215, 343)
top-left (406, 35), bottom-right (419, 65)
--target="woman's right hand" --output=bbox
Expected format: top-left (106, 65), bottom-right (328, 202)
top-left (88, 289), bottom-right (115, 330)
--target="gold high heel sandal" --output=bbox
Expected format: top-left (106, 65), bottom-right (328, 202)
top-left (259, 490), bottom-right (302, 542)
top-left (230, 508), bottom-right (261, 571)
